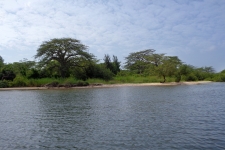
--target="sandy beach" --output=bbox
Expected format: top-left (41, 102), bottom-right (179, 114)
top-left (0, 81), bottom-right (212, 91)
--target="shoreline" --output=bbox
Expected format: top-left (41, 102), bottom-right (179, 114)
top-left (0, 81), bottom-right (213, 91)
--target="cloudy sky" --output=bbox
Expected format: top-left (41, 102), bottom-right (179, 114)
top-left (0, 0), bottom-right (224, 71)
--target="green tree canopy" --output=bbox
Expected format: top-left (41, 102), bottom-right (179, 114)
top-left (0, 64), bottom-right (16, 81)
top-left (155, 56), bottom-right (182, 83)
top-left (124, 49), bottom-right (155, 74)
top-left (0, 55), bottom-right (4, 68)
top-left (12, 59), bottom-right (36, 77)
top-left (112, 55), bottom-right (121, 74)
top-left (103, 54), bottom-right (120, 75)
top-left (35, 38), bottom-right (93, 78)
top-left (103, 54), bottom-right (113, 71)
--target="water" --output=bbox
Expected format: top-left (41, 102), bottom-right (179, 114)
top-left (0, 82), bottom-right (225, 149)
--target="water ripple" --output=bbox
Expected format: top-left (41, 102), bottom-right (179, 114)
top-left (0, 83), bottom-right (225, 149)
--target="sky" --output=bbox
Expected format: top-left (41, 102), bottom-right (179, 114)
top-left (0, 0), bottom-right (225, 72)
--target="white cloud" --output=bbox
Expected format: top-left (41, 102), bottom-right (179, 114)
top-left (0, 0), bottom-right (224, 70)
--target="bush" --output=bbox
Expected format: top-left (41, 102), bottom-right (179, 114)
top-left (45, 81), bottom-right (59, 87)
top-left (84, 64), bottom-right (114, 81)
top-left (184, 73), bottom-right (198, 81)
top-left (12, 76), bottom-right (28, 87)
top-left (76, 81), bottom-right (89, 86)
top-left (213, 74), bottom-right (225, 82)
top-left (27, 68), bottom-right (40, 79)
top-left (0, 81), bottom-right (9, 88)
top-left (175, 74), bottom-right (181, 82)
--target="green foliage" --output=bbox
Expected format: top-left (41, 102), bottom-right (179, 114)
top-left (35, 38), bottom-right (93, 78)
top-left (114, 74), bottom-right (163, 83)
top-left (212, 73), bottom-right (225, 82)
top-left (155, 56), bottom-right (182, 83)
top-left (124, 49), bottom-right (182, 82)
top-left (103, 54), bottom-right (113, 71)
top-left (103, 54), bottom-right (120, 75)
top-left (183, 73), bottom-right (198, 81)
top-left (80, 63), bottom-right (114, 81)
top-left (112, 55), bottom-right (121, 74)
top-left (28, 78), bottom-right (59, 87)
top-left (124, 49), bottom-right (156, 74)
top-left (11, 59), bottom-right (36, 76)
top-left (12, 76), bottom-right (28, 87)
top-left (0, 81), bottom-right (9, 88)
top-left (76, 81), bottom-right (89, 86)
top-left (220, 70), bottom-right (225, 74)
top-left (27, 68), bottom-right (40, 79)
top-left (1, 39), bottom-right (221, 87)
top-left (175, 73), bottom-right (181, 82)
top-left (177, 65), bottom-right (215, 82)
top-left (62, 77), bottom-right (77, 85)
top-left (0, 55), bottom-right (4, 68)
top-left (1, 64), bottom-right (16, 81)
top-left (116, 70), bottom-right (133, 76)
top-left (86, 78), bottom-right (108, 84)
top-left (93, 65), bottom-right (114, 81)
top-left (22, 77), bottom-right (89, 87)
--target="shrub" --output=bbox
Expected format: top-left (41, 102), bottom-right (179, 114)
top-left (184, 73), bottom-right (198, 81)
top-left (62, 77), bottom-right (77, 85)
top-left (0, 81), bottom-right (9, 88)
top-left (27, 68), bottom-right (40, 79)
top-left (45, 81), bottom-right (59, 87)
top-left (76, 81), bottom-right (89, 86)
top-left (12, 76), bottom-right (28, 87)
top-left (213, 74), bottom-right (225, 82)
top-left (175, 74), bottom-right (181, 82)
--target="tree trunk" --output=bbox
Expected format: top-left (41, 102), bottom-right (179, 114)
top-left (160, 75), bottom-right (166, 83)
top-left (60, 65), bottom-right (68, 78)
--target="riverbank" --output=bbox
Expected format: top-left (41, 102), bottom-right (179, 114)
top-left (0, 81), bottom-right (213, 91)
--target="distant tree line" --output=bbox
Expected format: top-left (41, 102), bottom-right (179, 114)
top-left (0, 37), bottom-right (225, 88)
top-left (123, 49), bottom-right (218, 82)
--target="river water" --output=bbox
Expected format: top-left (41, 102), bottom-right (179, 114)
top-left (0, 82), bottom-right (225, 149)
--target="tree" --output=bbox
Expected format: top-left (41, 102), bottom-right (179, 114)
top-left (1, 64), bottom-right (16, 81)
top-left (146, 53), bottom-right (165, 67)
top-left (0, 55), bottom-right (4, 68)
top-left (35, 38), bottom-right (93, 78)
top-left (103, 54), bottom-right (113, 72)
top-left (198, 66), bottom-right (215, 73)
top-left (103, 54), bottom-right (121, 75)
top-left (112, 55), bottom-right (120, 74)
top-left (220, 70), bottom-right (225, 74)
top-left (156, 56), bottom-right (182, 83)
top-left (124, 49), bottom-right (155, 74)
top-left (84, 63), bottom-right (114, 80)
top-left (12, 59), bottom-right (36, 77)
top-left (193, 66), bottom-right (215, 81)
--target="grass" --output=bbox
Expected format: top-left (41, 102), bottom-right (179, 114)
top-left (113, 75), bottom-right (175, 83)
top-left (2, 74), bottom-right (214, 88)
top-left (28, 77), bottom-right (85, 87)
top-left (0, 76), bottom-right (84, 88)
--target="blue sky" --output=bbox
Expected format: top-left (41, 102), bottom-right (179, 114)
top-left (0, 0), bottom-right (225, 71)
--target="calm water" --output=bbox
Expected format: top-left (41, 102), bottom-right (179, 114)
top-left (0, 83), bottom-right (225, 149)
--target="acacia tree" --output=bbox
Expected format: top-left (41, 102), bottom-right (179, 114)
top-left (124, 49), bottom-right (155, 74)
top-left (156, 56), bottom-right (182, 83)
top-left (35, 38), bottom-right (93, 78)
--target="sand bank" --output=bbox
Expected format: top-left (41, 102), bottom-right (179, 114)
top-left (101, 81), bottom-right (212, 87)
top-left (0, 81), bottom-right (212, 91)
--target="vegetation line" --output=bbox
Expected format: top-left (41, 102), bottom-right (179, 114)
top-left (0, 81), bottom-right (213, 91)
top-left (0, 38), bottom-right (225, 88)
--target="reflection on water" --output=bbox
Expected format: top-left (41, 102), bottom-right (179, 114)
top-left (0, 83), bottom-right (225, 149)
